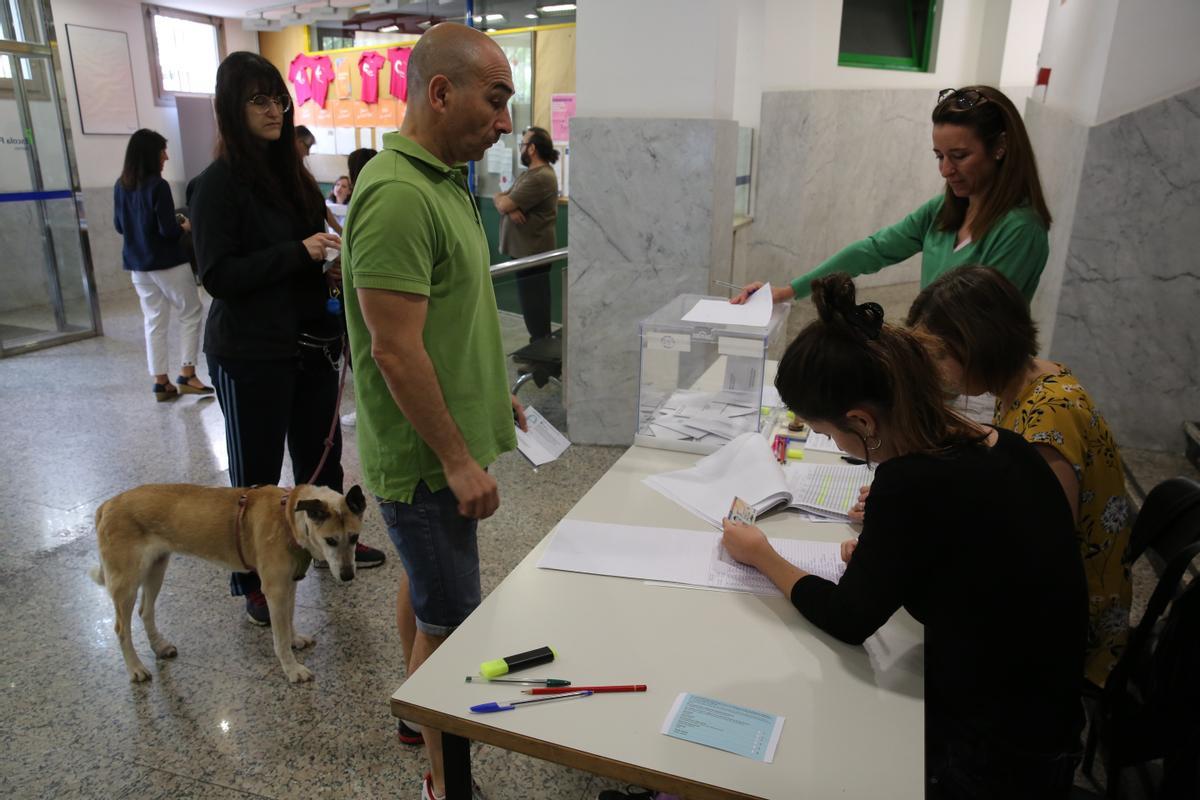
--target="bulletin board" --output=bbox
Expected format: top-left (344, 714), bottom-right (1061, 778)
top-left (64, 25), bottom-right (139, 135)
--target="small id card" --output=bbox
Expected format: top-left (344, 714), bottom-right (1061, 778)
top-left (662, 692), bottom-right (785, 763)
top-left (727, 496), bottom-right (757, 525)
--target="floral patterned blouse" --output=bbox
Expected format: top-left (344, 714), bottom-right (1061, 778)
top-left (994, 365), bottom-right (1132, 687)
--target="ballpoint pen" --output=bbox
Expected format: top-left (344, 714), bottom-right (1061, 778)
top-left (464, 677), bottom-right (571, 686)
top-left (470, 690), bottom-right (593, 713)
top-left (712, 279), bottom-right (742, 291)
top-left (523, 684), bottom-right (647, 695)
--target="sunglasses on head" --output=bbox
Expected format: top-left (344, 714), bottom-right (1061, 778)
top-left (937, 88), bottom-right (988, 111)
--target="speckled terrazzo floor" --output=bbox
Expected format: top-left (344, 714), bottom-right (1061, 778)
top-left (0, 287), bottom-right (621, 800)
top-left (2, 286), bottom-right (1190, 799)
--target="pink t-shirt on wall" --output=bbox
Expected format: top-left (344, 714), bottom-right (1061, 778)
top-left (288, 53), bottom-right (314, 106)
top-left (310, 55), bottom-right (334, 109)
top-left (358, 51), bottom-right (386, 104)
top-left (387, 47), bottom-right (411, 102)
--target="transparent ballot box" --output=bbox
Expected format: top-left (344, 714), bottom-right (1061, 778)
top-left (635, 293), bottom-right (788, 454)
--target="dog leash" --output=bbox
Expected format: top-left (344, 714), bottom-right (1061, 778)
top-left (233, 338), bottom-right (348, 573)
top-left (234, 490), bottom-right (291, 572)
top-left (305, 336), bottom-right (350, 486)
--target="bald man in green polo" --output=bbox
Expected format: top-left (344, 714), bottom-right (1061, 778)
top-left (341, 23), bottom-right (526, 800)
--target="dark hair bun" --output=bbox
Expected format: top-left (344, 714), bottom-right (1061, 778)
top-left (810, 274), bottom-right (884, 341)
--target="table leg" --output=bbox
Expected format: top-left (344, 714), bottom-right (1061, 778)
top-left (442, 731), bottom-right (473, 800)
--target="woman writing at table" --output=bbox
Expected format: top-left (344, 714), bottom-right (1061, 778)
top-left (733, 86), bottom-right (1051, 304)
top-left (722, 274), bottom-right (1086, 799)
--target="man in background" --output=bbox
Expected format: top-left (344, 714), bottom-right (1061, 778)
top-left (493, 125), bottom-right (560, 343)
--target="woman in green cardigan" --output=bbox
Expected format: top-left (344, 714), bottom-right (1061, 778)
top-left (734, 86), bottom-right (1052, 305)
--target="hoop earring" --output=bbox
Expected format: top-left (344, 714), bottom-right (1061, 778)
top-left (866, 436), bottom-right (882, 451)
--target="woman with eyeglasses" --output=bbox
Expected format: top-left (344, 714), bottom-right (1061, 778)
top-left (189, 51), bottom-right (385, 626)
top-left (733, 86), bottom-right (1051, 305)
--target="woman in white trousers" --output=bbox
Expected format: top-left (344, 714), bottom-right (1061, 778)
top-left (114, 129), bottom-right (212, 401)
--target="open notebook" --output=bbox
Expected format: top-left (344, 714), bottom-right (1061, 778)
top-left (643, 432), bottom-right (872, 527)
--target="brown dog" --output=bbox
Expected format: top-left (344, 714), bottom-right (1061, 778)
top-left (91, 483), bottom-right (366, 683)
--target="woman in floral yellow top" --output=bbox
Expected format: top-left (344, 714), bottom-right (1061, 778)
top-left (907, 266), bottom-right (1131, 687)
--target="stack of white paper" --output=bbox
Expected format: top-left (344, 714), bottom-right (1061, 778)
top-left (643, 432), bottom-right (871, 525)
top-left (681, 283), bottom-right (774, 327)
top-left (537, 519), bottom-right (846, 594)
top-left (643, 433), bottom-right (791, 527)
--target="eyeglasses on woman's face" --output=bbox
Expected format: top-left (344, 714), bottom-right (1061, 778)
top-left (246, 93), bottom-right (292, 114)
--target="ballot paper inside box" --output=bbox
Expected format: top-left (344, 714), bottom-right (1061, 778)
top-left (635, 293), bottom-right (788, 454)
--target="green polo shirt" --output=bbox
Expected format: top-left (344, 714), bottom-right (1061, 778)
top-left (342, 132), bottom-right (516, 503)
top-left (790, 195), bottom-right (1048, 302)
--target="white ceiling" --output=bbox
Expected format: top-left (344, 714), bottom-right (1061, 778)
top-left (160, 1), bottom-right (366, 20)
top-left (158, 1), bottom-right (501, 22)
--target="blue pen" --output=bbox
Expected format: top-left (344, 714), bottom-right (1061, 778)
top-left (470, 690), bottom-right (593, 713)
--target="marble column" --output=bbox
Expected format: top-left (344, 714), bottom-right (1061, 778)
top-left (1049, 86), bottom-right (1200, 452)
top-left (567, 117), bottom-right (737, 445)
top-left (746, 89), bottom-right (946, 293)
top-left (1022, 101), bottom-right (1090, 350)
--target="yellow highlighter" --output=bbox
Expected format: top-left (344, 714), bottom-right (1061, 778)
top-left (480, 646), bottom-right (558, 679)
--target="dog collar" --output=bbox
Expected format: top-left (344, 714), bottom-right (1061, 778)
top-left (234, 491), bottom-right (306, 576)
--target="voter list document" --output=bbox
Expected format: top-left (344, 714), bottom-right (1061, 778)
top-left (662, 693), bottom-right (785, 763)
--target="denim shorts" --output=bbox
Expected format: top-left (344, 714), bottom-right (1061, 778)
top-left (379, 482), bottom-right (482, 637)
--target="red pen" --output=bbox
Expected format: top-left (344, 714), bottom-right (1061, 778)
top-left (523, 684), bottom-right (647, 695)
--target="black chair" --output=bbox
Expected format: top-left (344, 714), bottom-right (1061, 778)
top-left (1126, 477), bottom-right (1200, 577)
top-left (510, 328), bottom-right (562, 396)
top-left (1082, 538), bottom-right (1200, 798)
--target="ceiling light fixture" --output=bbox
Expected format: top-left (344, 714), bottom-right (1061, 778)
top-left (379, 24), bottom-right (400, 33)
top-left (524, 13), bottom-right (537, 20)
top-left (243, 14), bottom-right (283, 32)
top-left (537, 3), bottom-right (576, 12)
top-left (301, 3), bottom-right (352, 23)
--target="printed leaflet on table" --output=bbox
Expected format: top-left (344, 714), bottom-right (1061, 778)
top-left (662, 693), bottom-right (785, 763)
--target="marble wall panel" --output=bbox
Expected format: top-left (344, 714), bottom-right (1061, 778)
top-left (567, 117), bottom-right (738, 445)
top-left (1023, 101), bottom-right (1089, 352)
top-left (745, 89), bottom-right (945, 293)
top-left (1051, 86), bottom-right (1200, 452)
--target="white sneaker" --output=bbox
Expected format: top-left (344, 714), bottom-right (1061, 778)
top-left (340, 411), bottom-right (356, 427)
top-left (421, 773), bottom-right (488, 800)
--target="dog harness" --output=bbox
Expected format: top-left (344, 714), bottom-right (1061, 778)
top-left (234, 491), bottom-right (313, 581)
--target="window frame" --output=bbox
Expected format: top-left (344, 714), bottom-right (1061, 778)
top-left (838, 0), bottom-right (938, 74)
top-left (142, 3), bottom-right (225, 107)
top-left (0, 0), bottom-right (47, 98)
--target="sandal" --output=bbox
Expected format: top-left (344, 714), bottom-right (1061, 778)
top-left (153, 382), bottom-right (179, 402)
top-left (176, 374), bottom-right (214, 395)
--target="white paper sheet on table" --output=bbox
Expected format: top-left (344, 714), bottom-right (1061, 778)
top-left (681, 283), bottom-right (774, 327)
top-left (538, 519), bottom-right (845, 595)
top-left (801, 432), bottom-right (849, 455)
top-left (515, 406), bottom-right (570, 466)
top-left (643, 432), bottom-right (870, 526)
top-left (643, 433), bottom-right (791, 527)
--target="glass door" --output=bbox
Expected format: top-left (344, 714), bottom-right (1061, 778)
top-left (0, 0), bottom-right (100, 356)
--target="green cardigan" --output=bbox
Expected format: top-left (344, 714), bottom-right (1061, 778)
top-left (790, 195), bottom-right (1049, 302)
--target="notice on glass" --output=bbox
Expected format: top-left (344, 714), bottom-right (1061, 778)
top-left (662, 693), bottom-right (784, 763)
top-left (516, 406), bottom-right (570, 467)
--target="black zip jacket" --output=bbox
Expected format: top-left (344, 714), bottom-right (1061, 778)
top-left (189, 158), bottom-right (337, 360)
